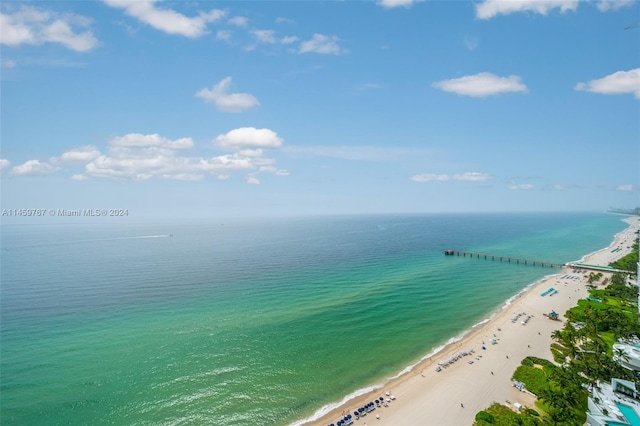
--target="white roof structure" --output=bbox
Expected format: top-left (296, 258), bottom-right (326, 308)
top-left (614, 342), bottom-right (640, 372)
top-left (586, 379), bottom-right (640, 426)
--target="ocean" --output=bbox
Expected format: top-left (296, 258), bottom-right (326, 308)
top-left (0, 213), bottom-right (629, 425)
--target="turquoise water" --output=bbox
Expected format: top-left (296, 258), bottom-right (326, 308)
top-left (617, 402), bottom-right (640, 426)
top-left (0, 213), bottom-right (629, 425)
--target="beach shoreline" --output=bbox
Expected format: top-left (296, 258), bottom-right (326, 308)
top-left (296, 215), bottom-right (639, 426)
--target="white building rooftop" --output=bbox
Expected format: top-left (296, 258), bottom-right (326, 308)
top-left (587, 379), bottom-right (640, 426)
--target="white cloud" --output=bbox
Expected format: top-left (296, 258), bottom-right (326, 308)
top-left (103, 0), bottom-right (226, 38)
top-left (238, 149), bottom-right (264, 157)
top-left (575, 68), bottom-right (640, 99)
top-left (433, 72), bottom-right (528, 97)
top-left (228, 16), bottom-right (248, 27)
top-left (358, 83), bottom-right (382, 91)
top-left (51, 145), bottom-right (101, 163)
top-left (0, 159), bottom-right (11, 169)
top-left (216, 30), bottom-right (231, 41)
top-left (110, 133), bottom-right (195, 149)
top-left (195, 77), bottom-right (260, 113)
top-left (617, 184), bottom-right (636, 192)
top-left (82, 146), bottom-right (255, 181)
top-left (475, 0), bottom-right (579, 19)
top-left (214, 127), bottom-right (283, 151)
top-left (411, 174), bottom-right (451, 182)
top-left (377, 0), bottom-right (422, 8)
top-left (252, 29), bottom-right (276, 44)
top-left (10, 159), bottom-right (59, 176)
top-left (299, 34), bottom-right (347, 55)
top-left (507, 183), bottom-right (534, 190)
top-left (275, 17), bottom-right (295, 24)
top-left (464, 36), bottom-right (479, 51)
top-left (246, 176), bottom-right (260, 185)
top-left (0, 6), bottom-right (98, 52)
top-left (281, 35), bottom-right (299, 45)
top-left (11, 132), bottom-right (286, 183)
top-left (259, 166), bottom-right (290, 176)
top-left (411, 172), bottom-right (492, 182)
top-left (453, 172), bottom-right (492, 181)
top-left (596, 0), bottom-right (635, 12)
top-left (2, 59), bottom-right (16, 68)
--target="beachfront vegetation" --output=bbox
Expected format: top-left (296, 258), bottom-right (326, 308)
top-left (474, 271), bottom-right (640, 426)
top-left (513, 357), bottom-right (558, 396)
top-left (610, 231), bottom-right (640, 273)
top-left (474, 403), bottom-right (542, 426)
top-left (587, 272), bottom-right (603, 284)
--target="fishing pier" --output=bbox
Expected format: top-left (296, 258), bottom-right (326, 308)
top-left (444, 250), bottom-right (563, 268)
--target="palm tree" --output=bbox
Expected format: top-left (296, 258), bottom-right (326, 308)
top-left (614, 346), bottom-right (631, 365)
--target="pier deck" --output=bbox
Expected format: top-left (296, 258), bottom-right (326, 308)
top-left (444, 250), bottom-right (563, 268)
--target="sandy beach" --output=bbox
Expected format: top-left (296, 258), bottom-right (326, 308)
top-left (303, 215), bottom-right (639, 426)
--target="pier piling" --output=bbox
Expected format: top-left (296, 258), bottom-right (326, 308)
top-left (443, 250), bottom-right (562, 268)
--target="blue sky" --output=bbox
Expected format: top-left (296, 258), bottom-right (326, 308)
top-left (1, 0), bottom-right (639, 219)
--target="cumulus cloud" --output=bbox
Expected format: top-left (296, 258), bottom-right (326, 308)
top-left (0, 5), bottom-right (98, 52)
top-left (51, 145), bottom-right (101, 163)
top-left (103, 0), bottom-right (226, 38)
top-left (110, 133), bottom-right (195, 149)
top-left (259, 166), bottom-right (290, 176)
top-left (10, 159), bottom-right (59, 176)
top-left (228, 16), bottom-right (247, 27)
top-left (575, 68), bottom-right (640, 99)
top-left (377, 0), bottom-right (422, 8)
top-left (79, 143), bottom-right (265, 182)
top-left (9, 131), bottom-right (288, 184)
top-left (411, 172), bottom-right (492, 182)
top-left (597, 0), bottom-right (635, 12)
top-left (411, 174), bottom-right (451, 182)
top-left (617, 184), bottom-right (636, 192)
top-left (281, 35), bottom-right (298, 45)
top-left (507, 183), bottom-right (534, 190)
top-left (216, 30), bottom-right (232, 41)
top-left (299, 34), bottom-right (347, 55)
top-left (252, 29), bottom-right (276, 44)
top-left (195, 77), bottom-right (260, 113)
top-left (275, 17), bottom-right (295, 24)
top-left (475, 0), bottom-right (579, 19)
top-left (246, 176), bottom-right (260, 185)
top-left (0, 159), bottom-right (11, 169)
top-left (433, 72), bottom-right (528, 97)
top-left (214, 127), bottom-right (283, 151)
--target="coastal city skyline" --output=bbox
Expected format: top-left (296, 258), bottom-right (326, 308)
top-left (1, 0), bottom-right (639, 218)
